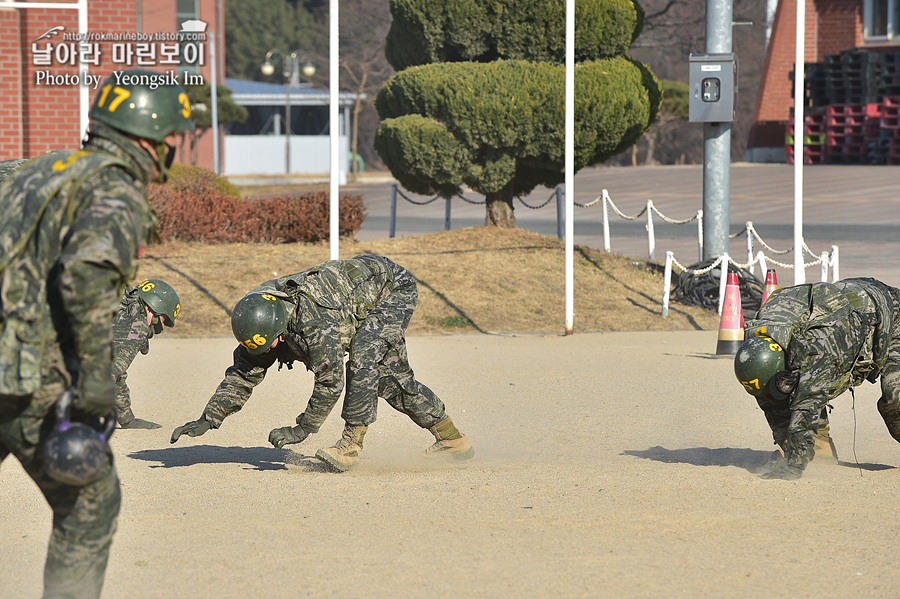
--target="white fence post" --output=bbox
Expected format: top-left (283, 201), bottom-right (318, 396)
top-left (756, 250), bottom-right (767, 281)
top-left (602, 190), bottom-right (611, 253)
top-left (697, 210), bottom-right (704, 263)
top-left (746, 222), bottom-right (754, 276)
top-left (646, 199), bottom-right (655, 261)
top-left (820, 251), bottom-right (828, 282)
top-left (831, 245), bottom-right (840, 282)
top-left (662, 251), bottom-right (674, 317)
top-left (718, 254), bottom-right (730, 315)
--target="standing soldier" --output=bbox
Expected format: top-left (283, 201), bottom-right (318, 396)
top-left (113, 279), bottom-right (181, 429)
top-left (0, 69), bottom-right (194, 598)
top-left (734, 277), bottom-right (900, 480)
top-left (171, 254), bottom-right (474, 472)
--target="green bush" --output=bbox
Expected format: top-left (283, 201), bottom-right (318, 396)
top-left (385, 0), bottom-right (642, 71)
top-left (375, 58), bottom-right (659, 197)
top-left (165, 163), bottom-right (243, 198)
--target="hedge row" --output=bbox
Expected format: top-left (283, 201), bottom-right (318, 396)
top-left (148, 169), bottom-right (365, 244)
top-left (385, 0), bottom-right (643, 71)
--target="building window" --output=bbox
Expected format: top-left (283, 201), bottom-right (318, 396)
top-left (176, 0), bottom-right (200, 75)
top-left (865, 0), bottom-right (897, 40)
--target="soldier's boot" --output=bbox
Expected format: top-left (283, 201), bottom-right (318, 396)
top-left (813, 421), bottom-right (838, 464)
top-left (315, 425), bottom-right (368, 472)
top-left (422, 417), bottom-right (474, 460)
top-left (877, 397), bottom-right (900, 444)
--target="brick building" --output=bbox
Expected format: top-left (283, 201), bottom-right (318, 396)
top-left (747, 0), bottom-right (900, 163)
top-left (0, 0), bottom-right (222, 170)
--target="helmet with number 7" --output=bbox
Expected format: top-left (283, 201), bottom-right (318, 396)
top-left (734, 336), bottom-right (786, 397)
top-left (136, 279), bottom-right (181, 327)
top-left (231, 293), bottom-right (290, 355)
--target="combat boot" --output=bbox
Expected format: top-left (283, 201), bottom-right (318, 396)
top-left (813, 421), bottom-right (838, 464)
top-left (422, 417), bottom-right (474, 460)
top-left (315, 425), bottom-right (367, 472)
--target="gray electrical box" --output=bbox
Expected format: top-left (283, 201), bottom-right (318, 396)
top-left (689, 53), bottom-right (737, 123)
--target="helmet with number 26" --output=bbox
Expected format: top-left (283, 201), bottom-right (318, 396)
top-left (136, 279), bottom-right (181, 327)
top-left (231, 293), bottom-right (290, 355)
top-left (734, 335), bottom-right (786, 397)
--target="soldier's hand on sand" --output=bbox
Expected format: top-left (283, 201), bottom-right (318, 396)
top-left (760, 461), bottom-right (802, 480)
top-left (268, 425), bottom-right (309, 449)
top-left (170, 418), bottom-right (211, 443)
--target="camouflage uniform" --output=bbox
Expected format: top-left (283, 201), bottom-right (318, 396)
top-left (200, 254), bottom-right (447, 435)
top-left (111, 286), bottom-right (154, 426)
top-left (0, 122), bottom-right (159, 599)
top-left (745, 277), bottom-right (900, 472)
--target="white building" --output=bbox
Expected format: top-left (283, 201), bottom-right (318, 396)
top-left (224, 78), bottom-right (357, 178)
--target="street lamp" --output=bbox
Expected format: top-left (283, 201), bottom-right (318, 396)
top-left (261, 50), bottom-right (317, 174)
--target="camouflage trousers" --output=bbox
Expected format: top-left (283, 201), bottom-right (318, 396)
top-left (0, 363), bottom-right (120, 599)
top-left (342, 281), bottom-right (446, 429)
top-left (877, 288), bottom-right (900, 441)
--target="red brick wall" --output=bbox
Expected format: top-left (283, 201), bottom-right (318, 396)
top-left (0, 0), bottom-right (223, 171)
top-left (749, 0), bottom-right (865, 149)
top-left (818, 0), bottom-right (862, 55)
top-left (0, 8), bottom-right (23, 158)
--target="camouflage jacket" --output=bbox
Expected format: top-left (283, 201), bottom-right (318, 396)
top-left (744, 277), bottom-right (899, 468)
top-left (111, 286), bottom-right (153, 381)
top-left (201, 255), bottom-right (415, 433)
top-left (0, 122), bottom-right (158, 407)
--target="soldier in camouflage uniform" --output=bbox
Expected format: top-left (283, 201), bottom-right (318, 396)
top-left (171, 254), bottom-right (474, 472)
top-left (734, 277), bottom-right (900, 480)
top-left (113, 279), bottom-right (181, 429)
top-left (0, 69), bottom-right (193, 598)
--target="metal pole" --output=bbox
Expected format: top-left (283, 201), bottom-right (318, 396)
top-left (556, 187), bottom-right (564, 240)
top-left (284, 78), bottom-right (291, 174)
top-left (445, 197), bottom-right (451, 231)
top-left (389, 184), bottom-right (398, 238)
top-left (210, 35), bottom-right (219, 174)
top-left (702, 0), bottom-right (733, 261)
top-left (793, 0), bottom-right (806, 284)
top-left (564, 0), bottom-right (575, 335)
top-left (329, 0), bottom-right (340, 260)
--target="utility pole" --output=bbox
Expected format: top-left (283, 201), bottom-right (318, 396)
top-left (702, 0), bottom-right (733, 261)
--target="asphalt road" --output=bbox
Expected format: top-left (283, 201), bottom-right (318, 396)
top-left (343, 163), bottom-right (900, 287)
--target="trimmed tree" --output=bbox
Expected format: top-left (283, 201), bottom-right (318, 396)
top-left (375, 0), bottom-right (659, 228)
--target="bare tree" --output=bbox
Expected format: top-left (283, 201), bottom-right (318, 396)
top-left (628, 0), bottom-right (767, 164)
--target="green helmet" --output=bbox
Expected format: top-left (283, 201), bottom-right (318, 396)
top-left (231, 293), bottom-right (290, 355)
top-left (734, 336), bottom-right (786, 397)
top-left (89, 68), bottom-right (195, 141)
top-left (136, 279), bottom-right (181, 327)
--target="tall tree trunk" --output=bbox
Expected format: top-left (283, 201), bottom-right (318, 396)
top-left (485, 184), bottom-right (517, 228)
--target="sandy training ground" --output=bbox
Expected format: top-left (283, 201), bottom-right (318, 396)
top-left (3, 331), bottom-right (899, 598)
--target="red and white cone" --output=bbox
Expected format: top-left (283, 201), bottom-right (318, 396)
top-left (761, 270), bottom-right (778, 306)
top-left (716, 272), bottom-right (744, 355)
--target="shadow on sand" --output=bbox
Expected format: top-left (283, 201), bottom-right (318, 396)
top-left (623, 445), bottom-right (895, 474)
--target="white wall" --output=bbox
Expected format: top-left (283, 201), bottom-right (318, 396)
top-left (224, 134), bottom-right (349, 178)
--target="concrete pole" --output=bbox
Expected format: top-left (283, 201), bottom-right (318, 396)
top-left (702, 0), bottom-right (733, 262)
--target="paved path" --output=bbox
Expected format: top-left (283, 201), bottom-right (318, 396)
top-left (344, 163), bottom-right (900, 287)
top-left (3, 332), bottom-right (900, 598)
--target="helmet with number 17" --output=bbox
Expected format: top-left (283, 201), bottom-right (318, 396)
top-left (231, 293), bottom-right (290, 355)
top-left (89, 68), bottom-right (195, 181)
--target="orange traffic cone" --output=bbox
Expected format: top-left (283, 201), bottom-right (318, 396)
top-left (716, 272), bottom-right (744, 355)
top-left (761, 270), bottom-right (778, 306)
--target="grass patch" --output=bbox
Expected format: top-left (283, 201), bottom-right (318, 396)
top-left (134, 227), bottom-right (719, 337)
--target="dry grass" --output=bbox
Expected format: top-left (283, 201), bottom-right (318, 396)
top-left (135, 227), bottom-right (719, 337)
